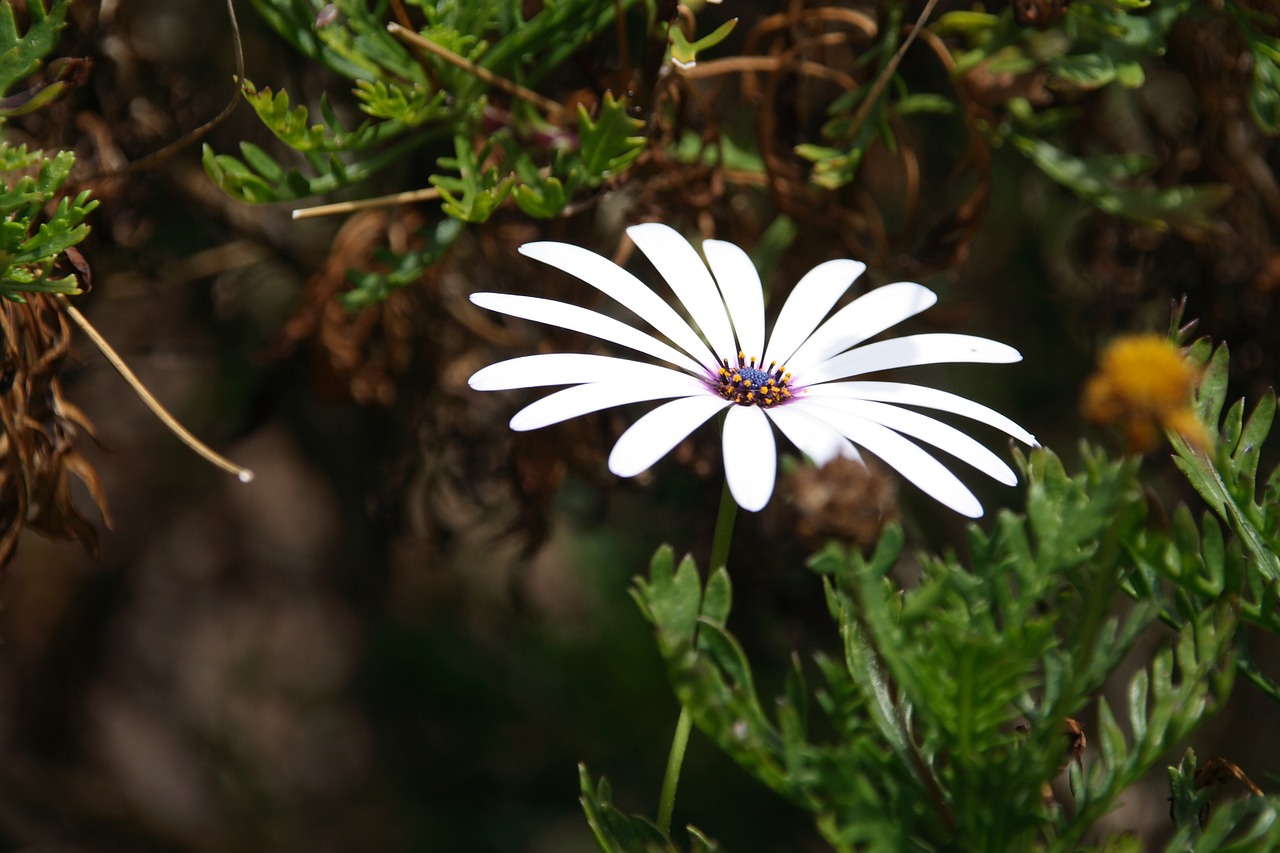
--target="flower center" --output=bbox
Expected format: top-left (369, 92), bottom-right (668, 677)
top-left (716, 353), bottom-right (792, 408)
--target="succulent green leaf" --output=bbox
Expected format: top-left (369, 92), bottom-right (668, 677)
top-left (667, 18), bottom-right (737, 68)
top-left (0, 0), bottom-right (66, 97)
top-left (575, 92), bottom-right (646, 184)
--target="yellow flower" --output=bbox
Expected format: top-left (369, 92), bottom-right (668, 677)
top-left (1081, 334), bottom-right (1210, 453)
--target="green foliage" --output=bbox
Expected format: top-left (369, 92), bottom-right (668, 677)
top-left (1118, 339), bottom-right (1280, 706)
top-left (0, 0), bottom-right (67, 96)
top-left (241, 80), bottom-right (386, 153)
top-left (354, 77), bottom-right (450, 127)
top-left (200, 78), bottom-right (444, 204)
top-left (620, 440), bottom-right (1254, 851)
top-left (804, 0), bottom-right (1248, 225)
top-left (0, 0), bottom-right (96, 302)
top-left (213, 0), bottom-right (648, 301)
top-left (1012, 136), bottom-right (1232, 230)
top-left (1167, 750), bottom-right (1280, 851)
top-left (1225, 0), bottom-right (1280, 132)
top-left (430, 135), bottom-right (515, 223)
top-left (580, 763), bottom-right (722, 853)
top-left (222, 0), bottom-right (641, 204)
top-left (340, 216), bottom-right (464, 310)
top-left (0, 146), bottom-right (97, 300)
top-left (667, 18), bottom-right (737, 68)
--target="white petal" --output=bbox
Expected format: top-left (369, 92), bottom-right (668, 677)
top-left (721, 405), bottom-right (777, 512)
top-left (608, 395), bottom-right (732, 477)
top-left (803, 405), bottom-right (985, 517)
top-left (762, 259), bottom-right (866, 368)
top-left (803, 380), bottom-right (1038, 445)
top-left (786, 282), bottom-right (937, 375)
top-left (703, 239), bottom-right (765, 359)
top-left (510, 377), bottom-right (708, 431)
top-left (470, 353), bottom-right (694, 391)
top-left (803, 398), bottom-right (1016, 485)
top-left (627, 223), bottom-right (738, 362)
top-left (519, 241), bottom-right (718, 369)
top-left (764, 404), bottom-right (858, 467)
top-left (796, 333), bottom-right (1023, 386)
top-left (470, 292), bottom-right (705, 375)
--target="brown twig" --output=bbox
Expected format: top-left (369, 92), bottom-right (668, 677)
top-left (844, 0), bottom-right (942, 146)
top-left (677, 55), bottom-right (859, 92)
top-left (88, 0), bottom-right (245, 180)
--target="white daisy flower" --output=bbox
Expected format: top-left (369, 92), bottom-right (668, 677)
top-left (468, 223), bottom-right (1036, 516)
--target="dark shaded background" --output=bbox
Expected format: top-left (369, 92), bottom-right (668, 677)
top-left (2, 1), bottom-right (1279, 850)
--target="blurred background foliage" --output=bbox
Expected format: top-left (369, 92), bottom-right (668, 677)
top-left (0, 0), bottom-right (1279, 850)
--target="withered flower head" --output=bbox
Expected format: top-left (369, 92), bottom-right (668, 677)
top-left (1081, 334), bottom-right (1210, 453)
top-left (0, 295), bottom-right (110, 570)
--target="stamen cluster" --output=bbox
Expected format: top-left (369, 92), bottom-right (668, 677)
top-left (717, 353), bottom-right (792, 408)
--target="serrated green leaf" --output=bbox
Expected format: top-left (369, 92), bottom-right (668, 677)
top-left (1015, 136), bottom-right (1229, 229)
top-left (576, 91), bottom-right (645, 183)
top-left (632, 547), bottom-right (703, 648)
top-left (701, 567), bottom-right (732, 628)
top-left (513, 175), bottom-right (568, 219)
top-left (354, 77), bottom-right (449, 126)
top-left (340, 216), bottom-right (464, 310)
top-left (241, 80), bottom-right (391, 153)
top-left (0, 138), bottom-right (97, 299)
top-left (1049, 53), bottom-right (1119, 90)
top-left (696, 621), bottom-right (757, 699)
top-left (668, 17), bottom-right (737, 67)
top-left (578, 764), bottom-right (678, 853)
top-left (1234, 390), bottom-right (1276, 481)
top-left (0, 0), bottom-right (66, 97)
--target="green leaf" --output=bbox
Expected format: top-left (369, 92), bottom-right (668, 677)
top-left (1014, 136), bottom-right (1231, 230)
top-left (0, 142), bottom-right (97, 300)
top-left (668, 18), bottom-right (737, 68)
top-left (431, 135), bottom-right (515, 223)
top-left (340, 217), bottom-right (464, 310)
top-left (701, 567), bottom-right (732, 628)
top-left (241, 80), bottom-right (391, 153)
top-left (631, 546), bottom-right (702, 650)
top-left (1049, 53), bottom-right (1121, 90)
top-left (354, 77), bottom-right (450, 126)
top-left (575, 92), bottom-right (646, 184)
top-left (512, 175), bottom-right (568, 219)
top-left (1168, 343), bottom-right (1280, 586)
top-left (578, 764), bottom-right (680, 852)
top-left (1167, 793), bottom-right (1280, 852)
top-left (0, 0), bottom-right (67, 97)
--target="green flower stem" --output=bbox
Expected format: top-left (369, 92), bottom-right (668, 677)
top-left (657, 479), bottom-right (738, 836)
top-left (656, 706), bottom-right (693, 836)
top-left (709, 478), bottom-right (738, 573)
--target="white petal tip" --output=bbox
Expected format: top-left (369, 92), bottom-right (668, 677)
top-left (607, 455), bottom-right (646, 479)
top-left (467, 366), bottom-right (499, 391)
top-left (625, 222), bottom-right (670, 238)
top-left (516, 241), bottom-right (554, 257)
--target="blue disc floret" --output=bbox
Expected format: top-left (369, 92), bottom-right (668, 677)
top-left (716, 352), bottom-right (792, 407)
